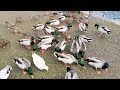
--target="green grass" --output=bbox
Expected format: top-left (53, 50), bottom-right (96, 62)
top-left (0, 11), bottom-right (120, 79)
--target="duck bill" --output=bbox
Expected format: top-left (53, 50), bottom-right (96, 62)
top-left (31, 75), bottom-right (34, 79)
top-left (105, 68), bottom-right (108, 72)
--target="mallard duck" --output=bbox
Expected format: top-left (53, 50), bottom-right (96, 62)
top-left (33, 36), bottom-right (59, 54)
top-left (95, 24), bottom-right (111, 36)
top-left (0, 65), bottom-right (12, 79)
top-left (32, 51), bottom-right (48, 71)
top-left (32, 23), bottom-right (44, 31)
top-left (65, 66), bottom-right (79, 79)
top-left (54, 52), bottom-right (78, 66)
top-left (58, 15), bottom-right (66, 21)
top-left (33, 41), bottom-right (54, 54)
top-left (44, 25), bottom-right (55, 34)
top-left (55, 23), bottom-right (72, 35)
top-left (18, 36), bottom-right (36, 49)
top-left (70, 35), bottom-right (86, 66)
top-left (79, 35), bottom-right (92, 43)
top-left (13, 58), bottom-right (34, 78)
top-left (55, 39), bottom-right (67, 53)
top-left (85, 57), bottom-right (109, 74)
top-left (79, 22), bottom-right (88, 32)
top-left (37, 35), bottom-right (55, 43)
top-left (45, 19), bottom-right (60, 27)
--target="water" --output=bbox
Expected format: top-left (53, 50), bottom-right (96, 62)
top-left (91, 11), bottom-right (120, 20)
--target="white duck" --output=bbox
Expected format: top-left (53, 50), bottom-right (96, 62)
top-left (79, 22), bottom-right (88, 32)
top-left (55, 39), bottom-right (67, 53)
top-left (0, 65), bottom-right (12, 79)
top-left (95, 23), bottom-right (111, 36)
top-left (13, 58), bottom-right (34, 78)
top-left (54, 52), bottom-right (78, 66)
top-left (85, 57), bottom-right (109, 74)
top-left (18, 36), bottom-right (36, 49)
top-left (32, 51), bottom-right (49, 71)
top-left (65, 66), bottom-right (79, 79)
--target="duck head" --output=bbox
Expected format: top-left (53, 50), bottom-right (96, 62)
top-left (95, 23), bottom-right (100, 28)
top-left (28, 67), bottom-right (34, 79)
top-left (102, 62), bottom-right (109, 72)
top-left (67, 23), bottom-right (72, 29)
top-left (52, 38), bottom-right (59, 44)
top-left (66, 66), bottom-right (72, 72)
top-left (33, 45), bottom-right (39, 51)
top-left (44, 65), bottom-right (49, 72)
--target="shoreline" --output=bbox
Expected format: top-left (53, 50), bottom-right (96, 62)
top-left (91, 14), bottom-right (120, 26)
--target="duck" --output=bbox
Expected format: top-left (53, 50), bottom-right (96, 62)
top-left (65, 66), bottom-right (79, 79)
top-left (45, 19), bottom-right (60, 27)
top-left (55, 23), bottom-right (72, 35)
top-left (13, 58), bottom-right (34, 78)
top-left (33, 36), bottom-right (59, 54)
top-left (70, 35), bottom-right (86, 66)
top-left (32, 51), bottom-right (49, 71)
top-left (79, 35), bottom-right (92, 43)
top-left (79, 21), bottom-right (88, 32)
top-left (33, 40), bottom-right (54, 54)
top-left (58, 15), bottom-right (67, 22)
top-left (54, 52), bottom-right (78, 66)
top-left (18, 36), bottom-right (36, 49)
top-left (37, 35), bottom-right (55, 43)
top-left (0, 65), bottom-right (12, 79)
top-left (85, 57), bottom-right (109, 74)
top-left (95, 23), bottom-right (111, 36)
top-left (32, 23), bottom-right (45, 31)
top-left (55, 39), bottom-right (67, 53)
top-left (44, 25), bottom-right (55, 34)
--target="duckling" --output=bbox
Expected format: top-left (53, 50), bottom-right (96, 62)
top-left (54, 52), bottom-right (78, 66)
top-left (79, 21), bottom-right (88, 32)
top-left (0, 65), bottom-right (12, 79)
top-left (79, 35), bottom-right (92, 43)
top-left (16, 16), bottom-right (23, 23)
top-left (55, 39), bottom-right (67, 53)
top-left (95, 23), bottom-right (111, 36)
top-left (85, 57), bottom-right (109, 74)
top-left (32, 51), bottom-right (49, 71)
top-left (32, 23), bottom-right (45, 31)
top-left (13, 58), bottom-right (34, 78)
top-left (18, 36), bottom-right (36, 49)
top-left (65, 66), bottom-right (79, 79)
top-left (10, 26), bottom-right (23, 35)
top-left (5, 21), bottom-right (16, 29)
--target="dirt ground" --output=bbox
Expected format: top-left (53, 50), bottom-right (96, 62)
top-left (0, 11), bottom-right (120, 79)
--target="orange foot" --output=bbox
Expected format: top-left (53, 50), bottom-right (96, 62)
top-left (26, 45), bottom-right (31, 49)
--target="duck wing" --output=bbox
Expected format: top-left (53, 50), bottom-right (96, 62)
top-left (22, 58), bottom-right (31, 68)
top-left (13, 58), bottom-right (27, 69)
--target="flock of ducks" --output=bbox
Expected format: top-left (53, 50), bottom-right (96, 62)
top-left (0, 11), bottom-right (111, 79)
